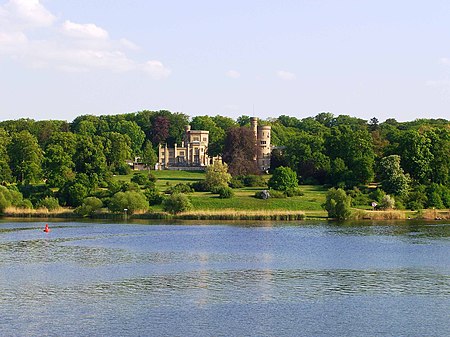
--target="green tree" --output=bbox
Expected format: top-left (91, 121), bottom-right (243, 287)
top-left (44, 144), bottom-right (75, 188)
top-left (324, 188), bottom-right (352, 220)
top-left (104, 132), bottom-right (132, 173)
top-left (141, 140), bottom-right (158, 169)
top-left (75, 197), bottom-right (103, 217)
top-left (378, 155), bottom-right (410, 197)
top-left (268, 166), bottom-right (298, 191)
top-left (204, 161), bottom-right (232, 190)
top-left (8, 130), bottom-right (43, 184)
top-left (0, 128), bottom-right (12, 183)
top-left (108, 191), bottom-right (149, 214)
top-left (191, 115), bottom-right (225, 156)
top-left (162, 193), bottom-right (193, 214)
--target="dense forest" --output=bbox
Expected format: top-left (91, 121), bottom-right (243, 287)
top-left (0, 110), bottom-right (449, 213)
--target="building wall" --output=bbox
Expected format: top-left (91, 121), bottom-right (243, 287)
top-left (157, 117), bottom-right (271, 171)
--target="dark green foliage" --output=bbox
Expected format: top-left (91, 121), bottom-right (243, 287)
top-left (267, 190), bottom-right (286, 198)
top-left (284, 187), bottom-right (304, 197)
top-left (348, 187), bottom-right (371, 207)
top-left (167, 183), bottom-right (193, 194)
top-left (36, 197), bottom-right (60, 211)
top-left (268, 166), bottom-right (298, 191)
top-left (191, 180), bottom-right (209, 192)
top-left (162, 193), bottom-right (193, 214)
top-left (323, 188), bottom-right (352, 220)
top-left (144, 187), bottom-right (164, 205)
top-left (19, 184), bottom-right (52, 206)
top-left (241, 175), bottom-right (266, 187)
top-left (229, 177), bottom-right (244, 189)
top-left (214, 186), bottom-right (234, 199)
top-left (131, 172), bottom-right (151, 185)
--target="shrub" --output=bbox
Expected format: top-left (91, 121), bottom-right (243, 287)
top-left (379, 194), bottom-right (395, 210)
top-left (163, 193), bottom-right (193, 214)
top-left (167, 183), bottom-right (193, 194)
top-left (323, 188), bottom-right (352, 220)
top-left (144, 187), bottom-right (164, 205)
top-left (36, 197), bottom-right (60, 211)
top-left (0, 185), bottom-right (27, 212)
top-left (269, 190), bottom-right (286, 198)
top-left (284, 187), bottom-right (304, 197)
top-left (205, 161), bottom-right (231, 190)
top-left (215, 186), bottom-right (234, 199)
top-left (75, 197), bottom-right (103, 217)
top-left (268, 166), bottom-right (298, 191)
top-left (229, 177), bottom-right (244, 189)
top-left (131, 172), bottom-right (150, 185)
top-left (242, 175), bottom-right (266, 187)
top-left (191, 180), bottom-right (209, 192)
top-left (108, 191), bottom-right (149, 214)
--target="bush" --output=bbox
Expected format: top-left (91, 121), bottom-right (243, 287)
top-left (323, 188), bottom-right (352, 220)
top-left (242, 175), bottom-right (266, 187)
top-left (284, 187), bottom-right (304, 197)
top-left (270, 190), bottom-right (287, 198)
top-left (0, 185), bottom-right (27, 212)
top-left (167, 183), bottom-right (193, 194)
top-left (215, 186), bottom-right (234, 199)
top-left (75, 197), bottom-right (103, 217)
top-left (163, 193), bottom-right (193, 214)
top-left (229, 177), bottom-right (244, 189)
top-left (108, 191), bottom-right (149, 214)
top-left (191, 180), bottom-right (209, 192)
top-left (268, 166), bottom-right (298, 191)
top-left (131, 173), bottom-right (150, 185)
top-left (36, 197), bottom-right (60, 211)
top-left (379, 194), bottom-right (395, 210)
top-left (144, 187), bottom-right (164, 205)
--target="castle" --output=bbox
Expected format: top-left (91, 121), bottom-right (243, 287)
top-left (157, 117), bottom-right (271, 171)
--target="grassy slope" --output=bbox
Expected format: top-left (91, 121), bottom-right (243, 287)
top-left (115, 170), bottom-right (328, 217)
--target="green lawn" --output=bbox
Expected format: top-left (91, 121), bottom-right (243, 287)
top-left (117, 170), bottom-right (328, 216)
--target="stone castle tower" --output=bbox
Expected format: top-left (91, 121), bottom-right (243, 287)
top-left (251, 117), bottom-right (271, 172)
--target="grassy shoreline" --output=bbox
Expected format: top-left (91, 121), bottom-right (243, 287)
top-left (2, 206), bottom-right (449, 221)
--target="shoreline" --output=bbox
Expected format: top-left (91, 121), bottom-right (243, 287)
top-left (1, 208), bottom-right (449, 221)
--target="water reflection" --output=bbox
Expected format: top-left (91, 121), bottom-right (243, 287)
top-left (0, 221), bottom-right (449, 337)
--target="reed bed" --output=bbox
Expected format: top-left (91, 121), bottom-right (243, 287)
top-left (174, 209), bottom-right (305, 221)
top-left (2, 206), bottom-right (74, 218)
top-left (416, 209), bottom-right (450, 220)
top-left (352, 209), bottom-right (407, 220)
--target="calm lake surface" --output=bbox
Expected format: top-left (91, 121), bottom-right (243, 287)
top-left (0, 219), bottom-right (449, 337)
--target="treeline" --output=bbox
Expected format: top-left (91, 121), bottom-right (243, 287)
top-left (0, 110), bottom-right (449, 212)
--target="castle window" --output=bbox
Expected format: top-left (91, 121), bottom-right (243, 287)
top-left (203, 137), bottom-right (207, 142)
top-left (193, 137), bottom-right (199, 141)
top-left (180, 151), bottom-right (184, 156)
top-left (261, 141), bottom-right (266, 145)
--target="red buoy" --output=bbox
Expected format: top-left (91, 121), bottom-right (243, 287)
top-left (43, 224), bottom-right (50, 233)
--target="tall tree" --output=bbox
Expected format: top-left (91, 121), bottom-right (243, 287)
top-left (222, 127), bottom-right (258, 176)
top-left (151, 115), bottom-right (170, 144)
top-left (8, 131), bottom-right (43, 184)
top-left (378, 155), bottom-right (410, 197)
top-left (0, 129), bottom-right (12, 183)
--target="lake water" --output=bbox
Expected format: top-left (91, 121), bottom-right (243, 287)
top-left (0, 219), bottom-right (449, 336)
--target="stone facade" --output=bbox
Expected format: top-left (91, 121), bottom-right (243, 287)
top-left (251, 117), bottom-right (271, 172)
top-left (157, 125), bottom-right (211, 169)
top-left (157, 117), bottom-right (271, 171)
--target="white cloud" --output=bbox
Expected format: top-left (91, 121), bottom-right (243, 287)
top-left (142, 60), bottom-right (171, 79)
top-left (5, 0), bottom-right (55, 27)
top-left (226, 70), bottom-right (241, 79)
top-left (62, 20), bottom-right (109, 39)
top-left (0, 0), bottom-right (170, 78)
top-left (277, 70), bottom-right (296, 80)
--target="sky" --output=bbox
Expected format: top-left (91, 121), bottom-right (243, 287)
top-left (1, 0), bottom-right (450, 123)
